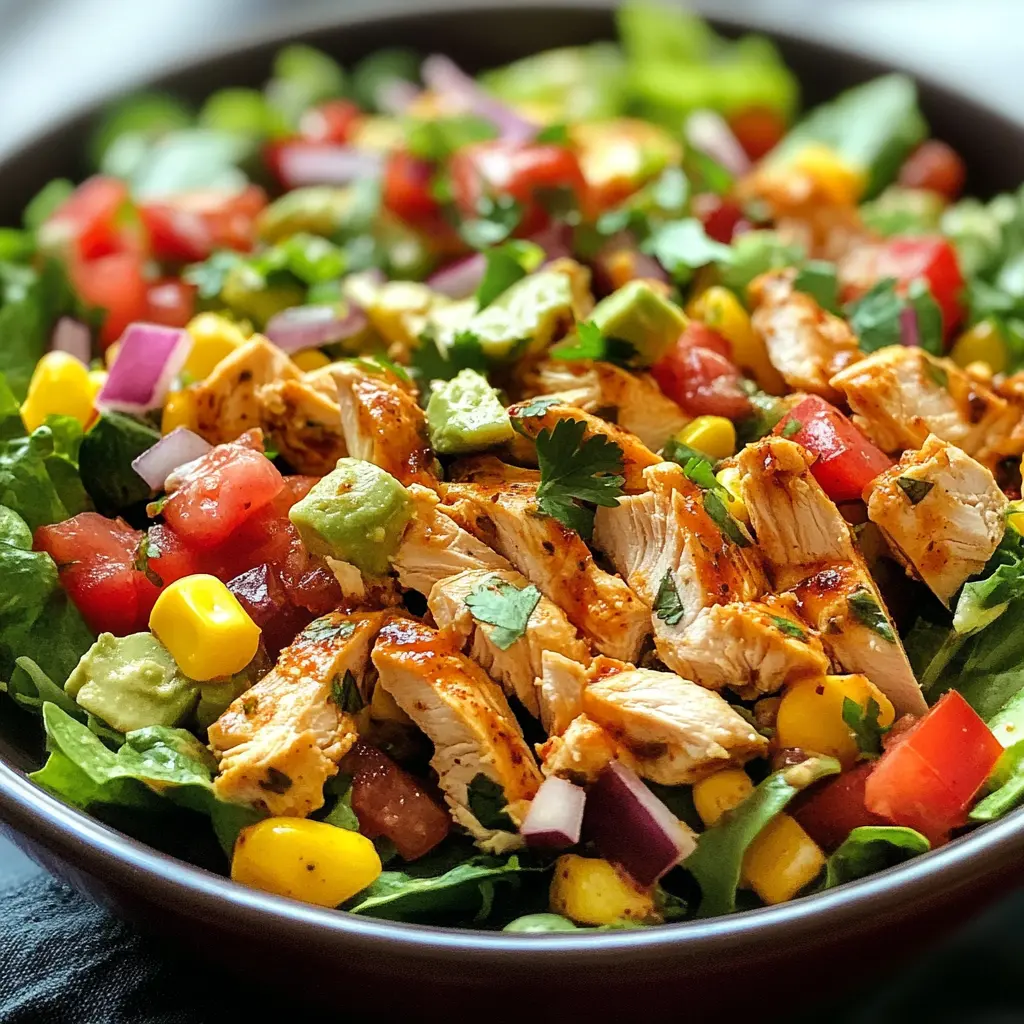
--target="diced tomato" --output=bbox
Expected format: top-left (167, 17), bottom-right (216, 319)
top-left (897, 140), bottom-right (966, 202)
top-left (774, 395), bottom-right (893, 502)
top-left (382, 150), bottom-right (442, 225)
top-left (342, 741), bottom-right (451, 861)
top-left (691, 193), bottom-right (748, 244)
top-left (146, 278), bottom-right (197, 328)
top-left (450, 140), bottom-right (587, 236)
top-left (70, 252), bottom-right (150, 349)
top-left (651, 323), bottom-right (753, 420)
top-left (864, 690), bottom-right (1002, 843)
top-left (35, 513), bottom-right (152, 635)
top-left (227, 562), bottom-right (315, 658)
top-left (41, 176), bottom-right (131, 262)
top-left (791, 762), bottom-right (890, 851)
top-left (161, 439), bottom-right (285, 550)
top-left (145, 523), bottom-right (207, 586)
top-left (727, 107), bottom-right (788, 161)
top-left (281, 562), bottom-right (343, 615)
top-left (298, 99), bottom-right (362, 144)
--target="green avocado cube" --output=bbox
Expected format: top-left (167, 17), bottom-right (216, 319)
top-left (469, 270), bottom-right (576, 358)
top-left (65, 632), bottom-right (199, 734)
top-left (288, 458), bottom-right (413, 576)
top-left (589, 280), bottom-right (687, 366)
top-left (426, 369), bottom-right (515, 455)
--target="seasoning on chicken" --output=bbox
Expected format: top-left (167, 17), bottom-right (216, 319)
top-left (829, 345), bottom-right (1024, 468)
top-left (428, 568), bottom-right (590, 718)
top-left (507, 398), bottom-right (661, 493)
top-left (257, 376), bottom-right (348, 476)
top-left (192, 335), bottom-right (300, 445)
top-left (536, 650), bottom-right (591, 737)
top-left (749, 269), bottom-right (861, 401)
top-left (447, 455), bottom-right (541, 486)
top-left (209, 611), bottom-right (389, 816)
top-left (538, 713), bottom-right (634, 784)
top-left (441, 480), bottom-right (651, 662)
top-left (371, 617), bottom-right (543, 852)
top-left (391, 484), bottom-right (511, 595)
top-left (866, 434), bottom-right (1009, 606)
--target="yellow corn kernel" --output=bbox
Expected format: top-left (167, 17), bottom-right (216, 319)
top-left (715, 465), bottom-right (748, 523)
top-left (292, 348), bottom-right (331, 373)
top-left (104, 340), bottom-right (121, 369)
top-left (184, 312), bottom-right (249, 381)
top-left (742, 814), bottom-right (825, 905)
top-left (950, 320), bottom-right (1007, 374)
top-left (87, 369), bottom-right (107, 401)
top-left (370, 680), bottom-right (413, 725)
top-left (674, 416), bottom-right (737, 461)
top-left (1009, 498), bottom-right (1024, 538)
top-left (161, 389), bottom-right (198, 434)
top-left (549, 855), bottom-right (655, 926)
top-left (149, 573), bottom-right (261, 681)
top-left (20, 352), bottom-right (96, 433)
top-left (776, 674), bottom-right (895, 767)
top-left (693, 768), bottom-right (754, 826)
top-left (789, 142), bottom-right (866, 205)
top-left (231, 818), bottom-right (381, 907)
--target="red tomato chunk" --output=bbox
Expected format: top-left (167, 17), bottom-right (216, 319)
top-left (774, 395), bottom-right (893, 502)
top-left (227, 562), bottom-right (315, 659)
top-left (897, 140), bottom-right (966, 202)
top-left (382, 151), bottom-right (441, 225)
top-left (792, 761), bottom-right (890, 851)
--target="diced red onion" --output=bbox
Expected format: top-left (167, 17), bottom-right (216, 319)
top-left (529, 221), bottom-right (574, 263)
top-left (274, 143), bottom-right (384, 190)
top-left (131, 427), bottom-right (212, 491)
top-left (521, 776), bottom-right (586, 849)
top-left (264, 304), bottom-right (368, 353)
top-left (583, 762), bottom-right (695, 887)
top-left (96, 323), bottom-right (191, 414)
top-left (900, 304), bottom-right (920, 347)
top-left (426, 254), bottom-right (487, 299)
top-left (377, 79), bottom-right (420, 116)
top-left (686, 110), bottom-right (751, 177)
top-left (50, 316), bottom-right (92, 365)
top-left (421, 54), bottom-right (536, 143)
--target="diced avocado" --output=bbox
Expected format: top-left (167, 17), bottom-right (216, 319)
top-left (258, 186), bottom-right (356, 242)
top-left (589, 280), bottom-right (687, 366)
top-left (65, 632), bottom-right (199, 734)
top-left (220, 262), bottom-right (306, 327)
top-left (717, 230), bottom-right (806, 295)
top-left (289, 458), bottom-right (413, 576)
top-left (860, 186), bottom-right (944, 237)
top-left (426, 369), bottom-right (515, 455)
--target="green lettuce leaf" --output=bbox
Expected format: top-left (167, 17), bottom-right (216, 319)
top-left (970, 739), bottom-right (1024, 822)
top-left (823, 826), bottom-right (930, 888)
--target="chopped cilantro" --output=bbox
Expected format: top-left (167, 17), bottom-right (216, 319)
top-left (302, 618), bottom-right (356, 643)
top-left (410, 328), bottom-right (488, 385)
top-left (510, 395), bottom-right (560, 420)
top-left (467, 773), bottom-right (514, 830)
top-left (133, 533), bottom-right (164, 588)
top-left (842, 696), bottom-right (889, 759)
top-left (535, 418), bottom-right (625, 539)
top-left (534, 123), bottom-right (569, 145)
top-left (464, 575), bottom-right (543, 650)
top-left (641, 217), bottom-right (731, 284)
top-left (847, 278), bottom-right (904, 353)
top-left (459, 195), bottom-right (522, 250)
top-left (847, 587), bottom-right (896, 643)
top-left (768, 614), bottom-right (807, 640)
top-left (476, 240), bottom-right (544, 309)
top-left (896, 476), bottom-right (934, 505)
top-left (925, 359), bottom-right (949, 390)
top-left (406, 115), bottom-right (497, 162)
top-left (780, 417), bottom-right (802, 438)
top-left (662, 436), bottom-right (712, 466)
top-left (906, 278), bottom-right (943, 355)
top-left (330, 670), bottom-right (364, 714)
top-left (550, 320), bottom-right (637, 366)
top-left (793, 260), bottom-right (840, 314)
top-left (681, 455), bottom-right (722, 493)
top-left (654, 572), bottom-right (685, 626)
top-left (703, 489), bottom-right (750, 547)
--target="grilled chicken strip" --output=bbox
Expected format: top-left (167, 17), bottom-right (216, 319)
top-left (536, 650), bottom-right (591, 737)
top-left (829, 346), bottom-right (1023, 468)
top-left (748, 270), bottom-right (861, 401)
top-left (520, 359), bottom-right (690, 452)
top-left (866, 435), bottom-right (1008, 606)
top-left (257, 376), bottom-right (348, 476)
top-left (209, 611), bottom-right (387, 816)
top-left (428, 568), bottom-right (591, 718)
top-left (737, 437), bottom-right (926, 715)
top-left (372, 617), bottom-right (543, 853)
top-left (441, 481), bottom-right (650, 661)
top-left (507, 398), bottom-right (661, 493)
top-left (447, 455), bottom-right (541, 486)
top-left (538, 713), bottom-right (635, 784)
top-left (392, 485), bottom-right (511, 595)
top-left (193, 335), bottom-right (300, 445)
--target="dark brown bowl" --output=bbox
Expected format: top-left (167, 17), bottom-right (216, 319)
top-left (2, 3), bottom-right (1024, 1017)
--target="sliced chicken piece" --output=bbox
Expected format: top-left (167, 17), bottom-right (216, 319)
top-left (324, 557), bottom-right (403, 607)
top-left (866, 435), bottom-right (1008, 606)
top-left (829, 346), bottom-right (1023, 467)
top-left (428, 568), bottom-right (590, 718)
top-left (521, 359), bottom-right (690, 452)
top-left (441, 481), bottom-right (650, 661)
top-left (536, 650), bottom-right (590, 737)
top-left (372, 617), bottom-right (543, 852)
top-left (538, 713), bottom-right (634, 784)
top-left (447, 455), bottom-right (541, 486)
top-left (580, 657), bottom-right (767, 784)
top-left (209, 611), bottom-right (387, 816)
top-left (326, 362), bottom-right (436, 486)
top-left (392, 485), bottom-right (511, 595)
top-left (748, 270), bottom-right (861, 401)
top-left (257, 377), bottom-right (347, 475)
top-left (737, 437), bottom-right (926, 715)
top-left (193, 336), bottom-right (300, 445)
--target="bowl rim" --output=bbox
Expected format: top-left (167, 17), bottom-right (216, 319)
top-left (1, 0), bottom-right (1023, 966)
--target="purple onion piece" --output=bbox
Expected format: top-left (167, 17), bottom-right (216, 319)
top-left (96, 323), bottom-right (191, 414)
top-left (685, 110), bottom-right (751, 177)
top-left (50, 317), bottom-right (92, 365)
top-left (521, 776), bottom-right (586, 849)
top-left (529, 221), bottom-right (574, 263)
top-left (131, 427), bottom-right (212, 491)
top-left (275, 144), bottom-right (384, 189)
top-left (264, 304), bottom-right (368, 354)
top-left (583, 762), bottom-right (694, 887)
top-left (426, 254), bottom-right (487, 299)
top-left (900, 304), bottom-right (920, 347)
top-left (376, 79), bottom-right (421, 116)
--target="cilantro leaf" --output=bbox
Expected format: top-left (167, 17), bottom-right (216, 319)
top-left (847, 587), bottom-right (896, 642)
top-left (641, 217), bottom-right (731, 283)
top-left (534, 123), bottom-right (569, 145)
top-left (410, 328), bottom-right (488, 386)
top-left (925, 359), bottom-right (949, 389)
top-left (769, 614), bottom-right (807, 640)
top-left (330, 669), bottom-right (364, 714)
top-left (466, 773), bottom-right (514, 831)
top-left (464, 576), bottom-right (542, 650)
top-left (406, 115), bottom-right (497, 162)
top-left (133, 533), bottom-right (164, 588)
top-left (510, 395), bottom-right (560, 421)
top-left (550, 320), bottom-right (637, 366)
top-left (681, 455), bottom-right (722, 493)
top-left (476, 240), bottom-right (544, 309)
top-left (841, 696), bottom-right (889, 759)
top-left (793, 260), bottom-right (840, 314)
top-left (847, 278), bottom-right (903, 353)
top-left (703, 490), bottom-right (750, 547)
top-left (654, 572), bottom-right (685, 626)
top-left (302, 618), bottom-right (356, 643)
top-left (906, 278), bottom-right (943, 355)
top-left (535, 418), bottom-right (625, 539)
top-left (781, 417), bottom-right (802, 438)
top-left (896, 476), bottom-right (934, 505)
top-left (661, 436), bottom-right (711, 466)
top-left (459, 195), bottom-right (522, 250)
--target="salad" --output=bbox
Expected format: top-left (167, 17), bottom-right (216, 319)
top-left (3, 2), bottom-right (1024, 934)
